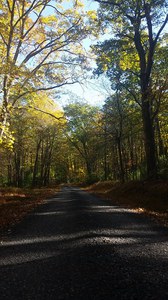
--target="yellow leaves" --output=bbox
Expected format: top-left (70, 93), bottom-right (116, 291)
top-left (0, 123), bottom-right (15, 150)
top-left (27, 91), bottom-right (65, 126)
top-left (5, 0), bottom-right (13, 11)
top-left (98, 53), bottom-right (111, 71)
top-left (119, 51), bottom-right (139, 71)
top-left (40, 15), bottom-right (58, 26)
top-left (73, 0), bottom-right (84, 8)
top-left (87, 10), bottom-right (97, 21)
top-left (102, 64), bottom-right (108, 72)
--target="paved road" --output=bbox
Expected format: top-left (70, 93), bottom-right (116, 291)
top-left (0, 187), bottom-right (168, 299)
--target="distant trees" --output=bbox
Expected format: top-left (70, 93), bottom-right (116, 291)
top-left (0, 94), bottom-right (66, 186)
top-left (0, 100), bottom-right (104, 186)
top-left (64, 102), bottom-right (103, 183)
top-left (0, 92), bottom-right (167, 186)
top-left (102, 94), bottom-right (145, 182)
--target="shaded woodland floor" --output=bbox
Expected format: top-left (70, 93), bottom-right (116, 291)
top-left (85, 180), bottom-right (168, 227)
top-left (0, 187), bottom-right (59, 231)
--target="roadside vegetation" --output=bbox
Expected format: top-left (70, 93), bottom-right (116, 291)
top-left (0, 187), bottom-right (59, 231)
top-left (86, 180), bottom-right (168, 227)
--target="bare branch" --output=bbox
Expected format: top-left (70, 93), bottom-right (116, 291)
top-left (13, 0), bottom-right (44, 28)
top-left (154, 14), bottom-right (168, 44)
top-left (42, 61), bottom-right (79, 67)
top-left (95, 0), bottom-right (120, 6)
top-left (22, 5), bottom-right (46, 40)
top-left (28, 105), bottom-right (65, 121)
top-left (21, 19), bottom-right (81, 65)
top-left (6, 0), bottom-right (12, 12)
top-left (34, 80), bottom-right (80, 91)
top-left (0, 33), bottom-right (8, 47)
top-left (12, 80), bottom-right (79, 106)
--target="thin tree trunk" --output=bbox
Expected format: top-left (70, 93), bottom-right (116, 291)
top-left (117, 137), bottom-right (125, 183)
top-left (155, 117), bottom-right (164, 157)
top-left (104, 125), bottom-right (108, 181)
top-left (32, 139), bottom-right (41, 187)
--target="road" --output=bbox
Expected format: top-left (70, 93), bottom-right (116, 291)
top-left (0, 187), bottom-right (168, 299)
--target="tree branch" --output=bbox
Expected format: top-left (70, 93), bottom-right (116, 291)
top-left (12, 80), bottom-right (79, 106)
top-left (28, 105), bottom-right (65, 121)
top-left (154, 14), bottom-right (168, 45)
top-left (21, 19), bottom-right (81, 65)
top-left (0, 33), bottom-right (8, 47)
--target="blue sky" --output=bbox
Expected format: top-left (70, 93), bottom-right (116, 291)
top-left (57, 0), bottom-right (110, 107)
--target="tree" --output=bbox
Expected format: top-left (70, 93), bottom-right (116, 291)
top-left (0, 0), bottom-right (91, 143)
top-left (93, 0), bottom-right (168, 178)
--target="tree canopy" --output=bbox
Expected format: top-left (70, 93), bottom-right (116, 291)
top-left (0, 0), bottom-right (93, 143)
top-left (0, 0), bottom-right (167, 186)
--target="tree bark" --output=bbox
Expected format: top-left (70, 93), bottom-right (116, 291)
top-left (155, 117), bottom-right (164, 157)
top-left (141, 97), bottom-right (157, 179)
top-left (117, 137), bottom-right (125, 183)
top-left (32, 139), bottom-right (41, 187)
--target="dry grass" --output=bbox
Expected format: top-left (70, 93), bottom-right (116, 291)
top-left (86, 180), bottom-right (168, 227)
top-left (0, 187), bottom-right (59, 231)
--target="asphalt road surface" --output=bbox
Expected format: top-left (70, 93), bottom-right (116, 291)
top-left (0, 187), bottom-right (168, 300)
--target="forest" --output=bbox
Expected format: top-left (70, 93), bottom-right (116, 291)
top-left (0, 0), bottom-right (168, 188)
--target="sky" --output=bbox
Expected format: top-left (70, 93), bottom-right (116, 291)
top-left (56, 0), bottom-right (110, 108)
top-left (57, 76), bottom-right (111, 107)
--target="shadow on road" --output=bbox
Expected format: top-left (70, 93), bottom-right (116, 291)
top-left (1, 187), bottom-right (168, 299)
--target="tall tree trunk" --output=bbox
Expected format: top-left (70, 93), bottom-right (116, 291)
top-left (155, 117), bottom-right (164, 157)
top-left (117, 137), bottom-right (125, 183)
top-left (43, 148), bottom-right (52, 186)
top-left (7, 164), bottom-right (12, 186)
top-left (104, 124), bottom-right (108, 181)
top-left (141, 97), bottom-right (157, 179)
top-left (85, 159), bottom-right (92, 182)
top-left (14, 152), bottom-right (21, 187)
top-left (32, 139), bottom-right (41, 187)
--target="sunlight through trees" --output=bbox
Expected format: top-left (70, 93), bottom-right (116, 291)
top-left (0, 0), bottom-right (167, 185)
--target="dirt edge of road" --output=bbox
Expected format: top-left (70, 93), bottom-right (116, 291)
top-left (0, 187), bottom-right (59, 232)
